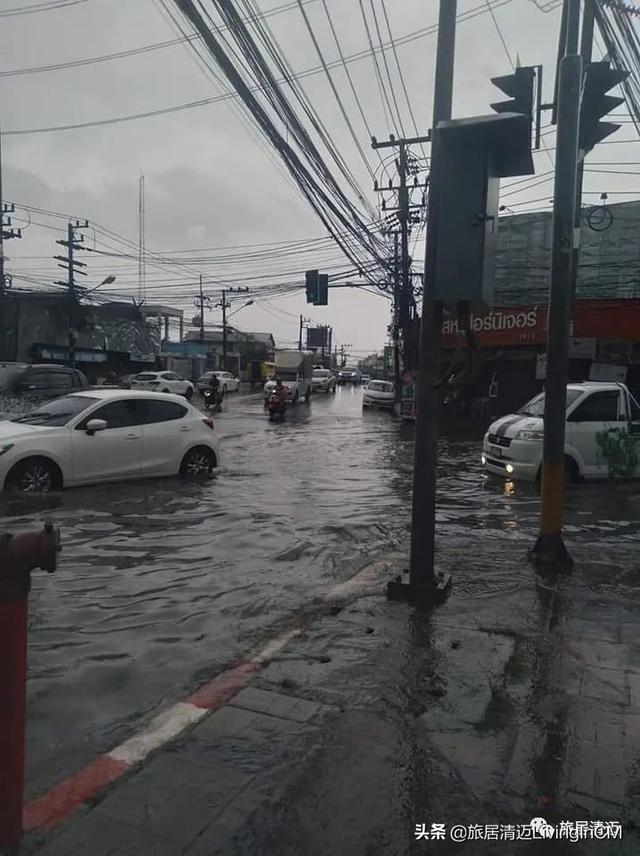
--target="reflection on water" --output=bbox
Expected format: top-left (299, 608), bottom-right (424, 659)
top-left (1, 387), bottom-right (638, 796)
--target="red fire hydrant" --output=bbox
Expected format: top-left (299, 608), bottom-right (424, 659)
top-left (0, 523), bottom-right (61, 850)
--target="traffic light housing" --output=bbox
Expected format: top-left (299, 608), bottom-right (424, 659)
top-left (305, 269), bottom-right (328, 305)
top-left (316, 273), bottom-right (328, 306)
top-left (491, 66), bottom-right (535, 127)
top-left (431, 113), bottom-right (534, 308)
top-left (305, 269), bottom-right (318, 303)
top-left (579, 60), bottom-right (629, 154)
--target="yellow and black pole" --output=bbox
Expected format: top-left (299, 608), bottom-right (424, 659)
top-left (531, 0), bottom-right (582, 569)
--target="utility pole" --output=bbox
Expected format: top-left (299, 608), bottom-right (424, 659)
top-left (220, 290), bottom-right (230, 372)
top-left (199, 275), bottom-right (205, 342)
top-left (54, 220), bottom-right (89, 369)
top-left (0, 136), bottom-right (21, 300)
top-left (393, 232), bottom-right (401, 409)
top-left (372, 134), bottom-right (428, 383)
top-left (571, 0), bottom-right (594, 301)
top-left (218, 286), bottom-right (249, 372)
top-left (389, 0), bottom-right (457, 603)
top-left (298, 315), bottom-right (311, 350)
top-left (531, 0), bottom-right (582, 567)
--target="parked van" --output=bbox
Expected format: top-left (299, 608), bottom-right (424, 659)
top-left (482, 382), bottom-right (640, 481)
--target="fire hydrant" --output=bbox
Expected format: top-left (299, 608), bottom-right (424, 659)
top-left (0, 523), bottom-right (61, 849)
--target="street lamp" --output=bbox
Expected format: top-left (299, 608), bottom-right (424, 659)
top-left (227, 298), bottom-right (254, 319)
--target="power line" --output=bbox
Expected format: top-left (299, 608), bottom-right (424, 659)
top-left (0, 0), bottom-right (319, 76)
top-left (295, 0), bottom-right (376, 182)
top-left (367, 0), bottom-right (407, 137)
top-left (1, 0), bottom-right (518, 136)
top-left (358, 0), bottom-right (397, 134)
top-left (0, 0), bottom-right (91, 17)
top-left (484, 0), bottom-right (514, 69)
top-left (379, 0), bottom-right (428, 159)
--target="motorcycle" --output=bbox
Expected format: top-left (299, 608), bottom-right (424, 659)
top-left (203, 387), bottom-right (224, 412)
top-left (268, 392), bottom-right (286, 421)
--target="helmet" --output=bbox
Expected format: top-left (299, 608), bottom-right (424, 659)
top-left (275, 377), bottom-right (282, 385)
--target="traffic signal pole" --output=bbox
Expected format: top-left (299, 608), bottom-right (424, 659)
top-left (531, 0), bottom-right (582, 568)
top-left (388, 0), bottom-right (457, 602)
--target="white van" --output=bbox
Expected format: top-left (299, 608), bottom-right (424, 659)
top-left (482, 382), bottom-right (640, 482)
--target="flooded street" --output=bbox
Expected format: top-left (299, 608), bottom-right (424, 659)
top-left (2, 386), bottom-right (640, 801)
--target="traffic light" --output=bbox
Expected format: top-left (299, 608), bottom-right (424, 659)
top-left (316, 273), bottom-right (328, 306)
top-left (579, 60), bottom-right (629, 154)
top-left (305, 269), bottom-right (328, 305)
top-left (491, 66), bottom-right (535, 127)
top-left (305, 269), bottom-right (318, 304)
top-left (431, 112), bottom-right (534, 307)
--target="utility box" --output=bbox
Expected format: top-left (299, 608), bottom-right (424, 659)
top-left (432, 112), bottom-right (534, 309)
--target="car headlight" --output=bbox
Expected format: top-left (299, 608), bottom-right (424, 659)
top-left (0, 443), bottom-right (14, 456)
top-left (516, 429), bottom-right (544, 441)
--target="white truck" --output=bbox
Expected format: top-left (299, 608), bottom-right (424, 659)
top-left (483, 381), bottom-right (640, 482)
top-left (264, 350), bottom-right (314, 404)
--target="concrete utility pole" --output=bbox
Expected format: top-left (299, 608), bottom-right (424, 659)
top-left (571, 0), bottom-right (595, 300)
top-left (393, 232), bottom-right (401, 409)
top-left (199, 275), bottom-right (205, 343)
top-left (54, 221), bottom-right (89, 369)
top-left (218, 287), bottom-right (249, 372)
top-left (390, 0), bottom-right (457, 602)
top-left (298, 315), bottom-right (311, 350)
top-left (0, 136), bottom-right (22, 300)
top-left (531, 0), bottom-right (582, 567)
top-left (220, 290), bottom-right (230, 372)
top-left (372, 133), bottom-right (428, 389)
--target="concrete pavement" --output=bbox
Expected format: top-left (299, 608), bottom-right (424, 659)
top-left (24, 541), bottom-right (640, 855)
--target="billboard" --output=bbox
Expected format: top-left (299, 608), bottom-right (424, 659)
top-left (442, 299), bottom-right (640, 349)
top-left (307, 326), bottom-right (329, 349)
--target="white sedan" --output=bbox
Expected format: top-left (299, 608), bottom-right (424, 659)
top-left (212, 371), bottom-right (240, 393)
top-left (362, 380), bottom-right (395, 410)
top-left (0, 390), bottom-right (220, 493)
top-left (131, 371), bottom-right (194, 399)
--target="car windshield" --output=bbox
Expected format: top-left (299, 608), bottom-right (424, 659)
top-left (313, 371), bottom-right (330, 378)
top-left (518, 389), bottom-right (583, 417)
top-left (10, 395), bottom-right (97, 426)
top-left (277, 372), bottom-right (297, 382)
top-left (369, 381), bottom-right (392, 392)
top-left (135, 373), bottom-right (158, 381)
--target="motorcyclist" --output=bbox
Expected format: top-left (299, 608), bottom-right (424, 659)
top-left (274, 378), bottom-right (287, 400)
top-left (208, 373), bottom-right (223, 398)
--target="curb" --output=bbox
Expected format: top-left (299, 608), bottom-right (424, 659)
top-left (24, 560), bottom-right (389, 836)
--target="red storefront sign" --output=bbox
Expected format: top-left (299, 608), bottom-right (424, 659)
top-left (442, 299), bottom-right (640, 349)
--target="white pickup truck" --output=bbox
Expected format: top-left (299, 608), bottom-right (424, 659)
top-left (263, 350), bottom-right (313, 405)
top-left (483, 381), bottom-right (640, 482)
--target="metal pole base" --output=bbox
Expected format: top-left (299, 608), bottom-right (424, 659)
top-left (386, 570), bottom-right (452, 606)
top-left (529, 532), bottom-right (573, 571)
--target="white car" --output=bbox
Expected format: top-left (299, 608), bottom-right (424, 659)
top-left (482, 381), bottom-right (640, 482)
top-left (0, 390), bottom-right (220, 493)
top-left (311, 369), bottom-right (336, 393)
top-left (131, 371), bottom-right (194, 399)
top-left (211, 371), bottom-right (240, 393)
top-left (362, 380), bottom-right (395, 409)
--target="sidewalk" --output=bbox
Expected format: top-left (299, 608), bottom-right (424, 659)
top-left (24, 542), bottom-right (640, 855)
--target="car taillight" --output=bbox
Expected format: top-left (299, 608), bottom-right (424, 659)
top-left (202, 417), bottom-right (214, 430)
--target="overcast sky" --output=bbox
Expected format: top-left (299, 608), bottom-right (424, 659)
top-left (1, 0), bottom-right (637, 359)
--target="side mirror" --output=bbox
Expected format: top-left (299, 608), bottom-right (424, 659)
top-left (86, 418), bottom-right (107, 435)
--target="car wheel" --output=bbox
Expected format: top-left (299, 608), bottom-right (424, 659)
top-left (6, 457), bottom-right (60, 494)
top-left (185, 387), bottom-right (193, 401)
top-left (180, 446), bottom-right (216, 479)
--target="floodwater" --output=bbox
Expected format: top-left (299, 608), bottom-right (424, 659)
top-left (1, 386), bottom-right (639, 799)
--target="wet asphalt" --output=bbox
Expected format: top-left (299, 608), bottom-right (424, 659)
top-left (1, 385), bottom-right (639, 802)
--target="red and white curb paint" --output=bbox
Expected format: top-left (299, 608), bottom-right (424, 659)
top-left (24, 560), bottom-right (388, 835)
